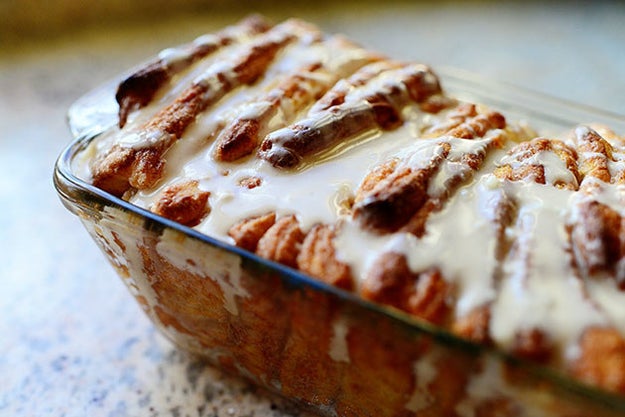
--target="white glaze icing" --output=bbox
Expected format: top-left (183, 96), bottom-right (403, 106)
top-left (490, 182), bottom-right (607, 355)
top-left (405, 350), bottom-right (439, 412)
top-left (328, 317), bottom-right (351, 363)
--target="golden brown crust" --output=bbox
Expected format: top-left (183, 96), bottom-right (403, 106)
top-left (93, 20), bottom-right (307, 196)
top-left (494, 138), bottom-right (580, 189)
top-left (214, 118), bottom-right (262, 162)
top-left (258, 104), bottom-right (381, 169)
top-left (92, 145), bottom-right (172, 197)
top-left (423, 102), bottom-right (478, 137)
top-left (408, 268), bottom-right (454, 325)
top-left (574, 126), bottom-right (615, 183)
top-left (418, 94), bottom-right (457, 114)
top-left (353, 158), bottom-right (399, 200)
top-left (296, 224), bottom-right (354, 290)
top-left (115, 15), bottom-right (271, 128)
top-left (145, 83), bottom-right (210, 139)
top-left (400, 150), bottom-right (498, 237)
top-left (308, 60), bottom-right (402, 114)
top-left (232, 20), bottom-right (308, 84)
top-left (572, 327), bottom-right (625, 393)
top-left (361, 252), bottom-right (453, 325)
top-left (448, 111), bottom-right (506, 139)
top-left (353, 143), bottom-right (450, 233)
top-left (575, 126), bottom-right (625, 184)
top-left (256, 214), bottom-right (306, 268)
top-left (128, 147), bottom-right (167, 190)
top-left (360, 252), bottom-right (409, 307)
top-left (452, 304), bottom-right (492, 344)
top-left (258, 63), bottom-right (442, 169)
top-left (215, 38), bottom-right (382, 163)
top-left (91, 146), bottom-right (136, 197)
top-left (565, 126), bottom-right (625, 289)
top-left (354, 166), bottom-right (436, 233)
top-left (354, 106), bottom-right (508, 236)
top-left (152, 180), bottom-right (210, 227)
top-left (569, 199), bottom-right (625, 284)
top-left (422, 103), bottom-right (507, 140)
top-left (117, 61), bottom-right (170, 129)
top-left (228, 212), bottom-right (276, 252)
top-left (87, 118), bottom-right (171, 197)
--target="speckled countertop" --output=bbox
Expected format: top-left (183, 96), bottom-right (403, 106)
top-left (1, 2), bottom-right (624, 416)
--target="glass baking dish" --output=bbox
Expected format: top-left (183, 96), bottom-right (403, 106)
top-left (54, 68), bottom-right (625, 417)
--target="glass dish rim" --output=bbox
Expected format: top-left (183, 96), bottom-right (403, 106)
top-left (53, 67), bottom-right (625, 412)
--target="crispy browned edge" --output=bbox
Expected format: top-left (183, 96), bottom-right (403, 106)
top-left (353, 107), bottom-right (506, 234)
top-left (116, 15), bottom-right (271, 128)
top-left (92, 19), bottom-right (314, 197)
top-left (214, 40), bottom-right (384, 163)
top-left (258, 62), bottom-right (445, 169)
top-left (151, 180), bottom-right (210, 227)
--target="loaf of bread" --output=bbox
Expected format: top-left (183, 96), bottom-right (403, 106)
top-left (83, 15), bottom-right (625, 397)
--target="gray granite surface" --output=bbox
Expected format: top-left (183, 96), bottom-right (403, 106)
top-left (1, 2), bottom-right (624, 416)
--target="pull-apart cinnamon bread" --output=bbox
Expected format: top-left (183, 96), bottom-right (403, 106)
top-left (80, 15), bottom-right (625, 397)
